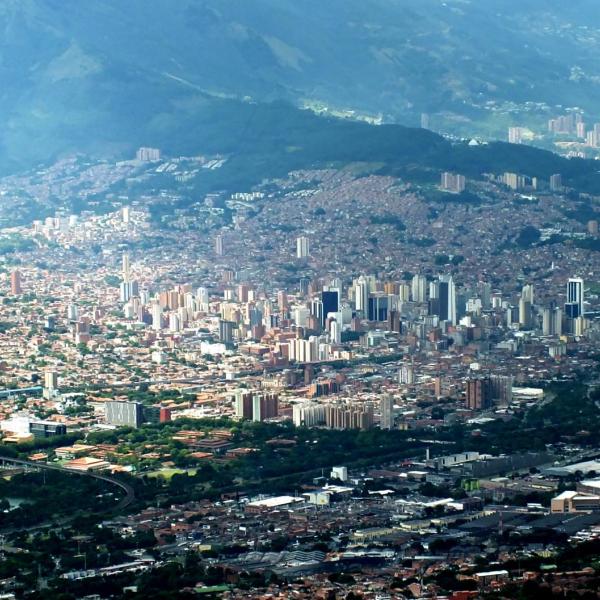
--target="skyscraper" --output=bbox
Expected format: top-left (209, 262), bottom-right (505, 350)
top-left (466, 378), bottom-right (492, 410)
top-left (136, 147), bottom-right (161, 161)
top-left (67, 304), bottom-right (79, 321)
top-left (106, 400), bottom-right (144, 428)
top-left (329, 319), bottom-right (341, 345)
top-left (489, 375), bottom-right (513, 406)
top-left (521, 283), bottom-right (534, 305)
top-left (368, 293), bottom-right (389, 322)
top-left (566, 277), bottom-right (584, 318)
top-left (354, 276), bottom-right (370, 315)
top-left (10, 270), bottom-right (21, 295)
top-left (296, 236), bottom-right (310, 258)
top-left (234, 390), bottom-right (254, 419)
top-left (151, 302), bottom-right (163, 331)
top-left (321, 290), bottom-right (339, 326)
top-left (44, 370), bottom-right (58, 390)
top-left (218, 319), bottom-right (234, 343)
top-left (440, 172), bottom-right (466, 193)
top-left (215, 234), bottom-right (224, 256)
top-left (411, 274), bottom-right (427, 303)
top-left (519, 297), bottom-right (532, 329)
top-left (508, 127), bottom-right (524, 144)
top-left (550, 173), bottom-right (562, 192)
top-left (542, 307), bottom-right (563, 336)
top-left (310, 297), bottom-right (323, 327)
top-left (438, 275), bottom-right (457, 325)
top-left (122, 252), bottom-right (130, 281)
top-left (380, 395), bottom-right (394, 430)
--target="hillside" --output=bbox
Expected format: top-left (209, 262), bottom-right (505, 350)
top-left (1, 0), bottom-right (600, 172)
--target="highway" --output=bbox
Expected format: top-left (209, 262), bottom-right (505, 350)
top-left (0, 455), bottom-right (135, 511)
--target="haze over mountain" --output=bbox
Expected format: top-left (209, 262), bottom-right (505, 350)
top-left (1, 0), bottom-right (600, 171)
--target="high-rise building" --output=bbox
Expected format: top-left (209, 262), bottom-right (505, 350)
top-left (548, 115), bottom-right (577, 135)
top-left (120, 280), bottom-right (139, 303)
top-left (310, 298), bottom-right (323, 327)
top-left (196, 287), bottom-right (209, 311)
top-left (321, 290), bottom-right (339, 326)
top-left (478, 281), bottom-right (492, 309)
top-left (299, 277), bottom-right (310, 297)
top-left (521, 284), bottom-right (534, 305)
top-left (215, 234), bottom-right (224, 256)
top-left (292, 402), bottom-right (326, 427)
top-left (380, 395), bottom-right (395, 430)
top-left (251, 393), bottom-right (279, 422)
top-left (550, 174), bottom-right (562, 192)
top-left (466, 378), bottom-right (492, 410)
top-left (278, 290), bottom-right (289, 312)
top-left (399, 364), bottom-right (415, 385)
top-left (387, 310), bottom-right (402, 333)
top-left (10, 270), bottom-right (22, 295)
top-left (368, 293), bottom-right (389, 322)
top-left (434, 275), bottom-right (456, 325)
top-left (151, 302), bottom-right (163, 331)
top-left (519, 297), bottom-right (532, 329)
top-left (503, 172), bottom-right (520, 190)
top-left (122, 252), bottom-right (130, 282)
top-left (411, 274), bottom-right (427, 303)
top-left (354, 276), bottom-right (370, 315)
top-left (234, 390), bottom-right (254, 420)
top-left (105, 401), bottom-right (144, 428)
top-left (508, 127), bottom-right (525, 144)
top-left (329, 319), bottom-right (341, 344)
top-left (398, 283), bottom-right (410, 302)
top-left (169, 313), bottom-right (181, 332)
top-left (136, 147), bottom-right (161, 161)
top-left (489, 375), bottom-right (513, 406)
top-left (218, 319), bottom-right (235, 343)
top-left (567, 277), bottom-right (584, 318)
top-left (238, 284), bottom-right (249, 303)
top-left (574, 316), bottom-right (587, 337)
top-left (325, 402), bottom-right (374, 430)
top-left (542, 307), bottom-right (563, 336)
top-left (296, 236), bottom-right (310, 259)
top-left (67, 304), bottom-right (79, 321)
top-left (440, 172), bottom-right (466, 193)
top-left (44, 371), bottom-right (58, 390)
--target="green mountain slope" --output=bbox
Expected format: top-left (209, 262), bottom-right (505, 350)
top-left (1, 0), bottom-right (600, 172)
top-left (125, 100), bottom-right (600, 207)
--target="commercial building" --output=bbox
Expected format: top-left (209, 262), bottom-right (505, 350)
top-left (29, 420), bottom-right (67, 438)
top-left (466, 378), bottom-right (492, 410)
top-left (380, 394), bottom-right (395, 430)
top-left (551, 491), bottom-right (600, 513)
top-left (440, 172), bottom-right (466, 193)
top-left (566, 277), bottom-right (584, 318)
top-left (10, 270), bottom-right (22, 295)
top-left (296, 236), bottom-right (310, 258)
top-left (105, 401), bottom-right (144, 428)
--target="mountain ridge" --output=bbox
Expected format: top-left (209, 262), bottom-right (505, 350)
top-left (1, 0), bottom-right (600, 172)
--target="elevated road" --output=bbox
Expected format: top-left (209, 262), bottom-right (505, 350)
top-left (0, 455), bottom-right (135, 511)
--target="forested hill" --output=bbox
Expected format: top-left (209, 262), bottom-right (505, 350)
top-left (2, 0), bottom-right (600, 171)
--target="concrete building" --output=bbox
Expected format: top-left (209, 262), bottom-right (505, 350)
top-left (296, 236), bottom-right (310, 259)
top-left (551, 490), bottom-right (600, 513)
top-left (105, 400), bottom-right (144, 428)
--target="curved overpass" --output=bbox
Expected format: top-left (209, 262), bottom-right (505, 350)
top-left (0, 456), bottom-right (135, 511)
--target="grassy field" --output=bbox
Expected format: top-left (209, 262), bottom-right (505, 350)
top-left (145, 468), bottom-right (198, 480)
